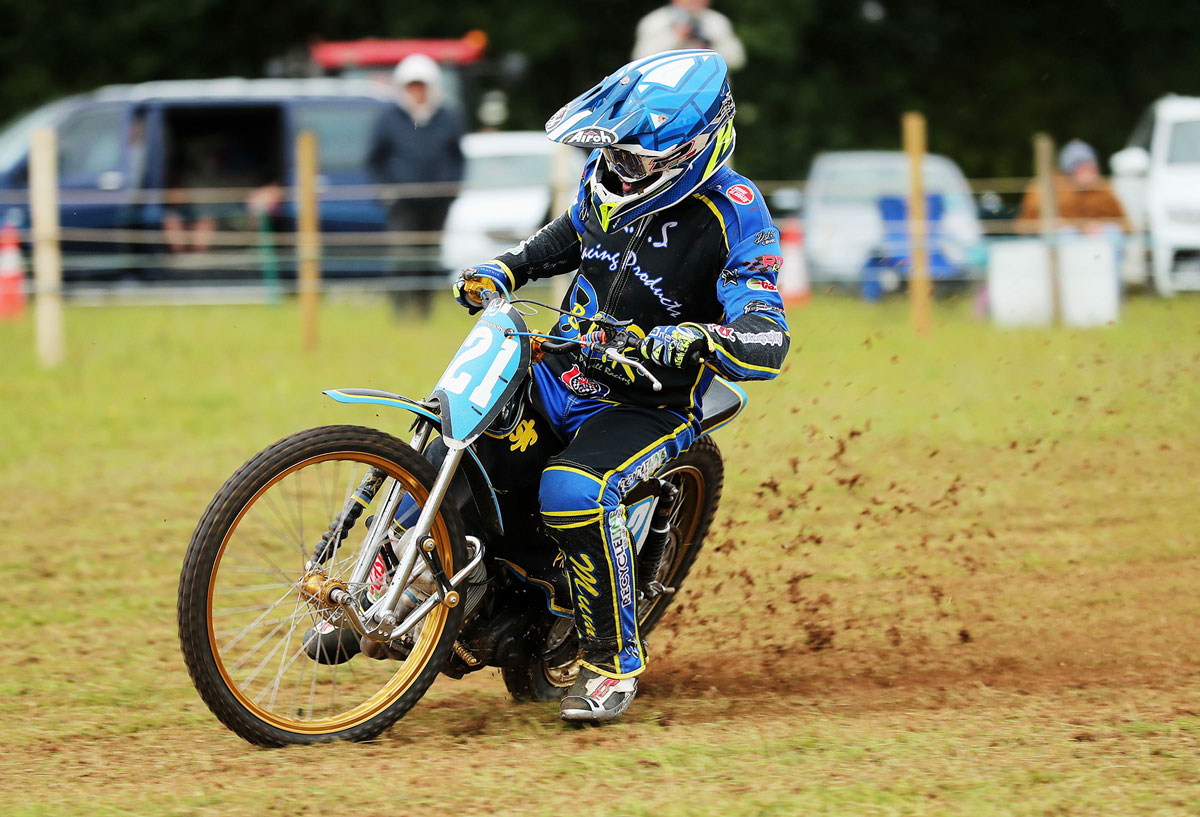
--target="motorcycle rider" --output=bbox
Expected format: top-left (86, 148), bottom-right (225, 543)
top-left (453, 49), bottom-right (790, 722)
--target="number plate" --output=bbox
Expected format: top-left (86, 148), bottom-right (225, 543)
top-left (433, 298), bottom-right (531, 446)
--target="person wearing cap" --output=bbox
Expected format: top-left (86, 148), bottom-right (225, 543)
top-left (632, 0), bottom-right (746, 70)
top-left (1017, 139), bottom-right (1129, 235)
top-left (368, 53), bottom-right (466, 317)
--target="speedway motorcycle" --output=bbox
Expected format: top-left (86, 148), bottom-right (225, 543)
top-left (177, 288), bottom-right (745, 746)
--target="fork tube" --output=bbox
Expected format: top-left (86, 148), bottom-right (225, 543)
top-left (410, 420), bottom-right (432, 452)
top-left (372, 447), bottom-right (464, 621)
top-left (347, 479), bottom-right (406, 589)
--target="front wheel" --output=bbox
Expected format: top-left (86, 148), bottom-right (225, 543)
top-left (178, 425), bottom-right (467, 746)
top-left (502, 436), bottom-right (724, 701)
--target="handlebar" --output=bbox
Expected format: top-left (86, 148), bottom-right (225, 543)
top-left (481, 291), bottom-right (709, 391)
top-left (538, 327), bottom-right (707, 366)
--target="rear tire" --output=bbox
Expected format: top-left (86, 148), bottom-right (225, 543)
top-left (501, 436), bottom-right (724, 702)
top-left (178, 425), bottom-right (466, 746)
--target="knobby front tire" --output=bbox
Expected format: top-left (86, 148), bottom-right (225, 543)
top-left (178, 425), bottom-right (466, 746)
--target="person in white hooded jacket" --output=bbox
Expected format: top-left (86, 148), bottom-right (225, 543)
top-left (368, 53), bottom-right (466, 317)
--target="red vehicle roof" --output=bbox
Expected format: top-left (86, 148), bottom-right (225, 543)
top-left (310, 32), bottom-right (487, 69)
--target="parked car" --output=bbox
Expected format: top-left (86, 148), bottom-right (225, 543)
top-left (1110, 94), bottom-right (1200, 294)
top-left (439, 131), bottom-right (585, 273)
top-left (802, 150), bottom-right (985, 288)
top-left (0, 77), bottom-right (399, 279)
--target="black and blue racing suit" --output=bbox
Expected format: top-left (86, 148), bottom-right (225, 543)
top-left (475, 159), bottom-right (790, 678)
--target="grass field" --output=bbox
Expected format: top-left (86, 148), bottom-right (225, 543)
top-left (1, 292), bottom-right (1198, 816)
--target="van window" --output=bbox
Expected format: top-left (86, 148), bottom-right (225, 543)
top-left (813, 162), bottom-right (967, 206)
top-left (58, 105), bottom-right (124, 180)
top-left (292, 104), bottom-right (380, 172)
top-left (164, 105), bottom-right (284, 189)
top-left (0, 102), bottom-right (67, 173)
top-left (1167, 120), bottom-right (1200, 164)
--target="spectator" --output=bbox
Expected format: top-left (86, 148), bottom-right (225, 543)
top-left (1017, 139), bottom-right (1129, 235)
top-left (368, 53), bottom-right (466, 318)
top-left (163, 135), bottom-right (222, 254)
top-left (632, 0), bottom-right (746, 70)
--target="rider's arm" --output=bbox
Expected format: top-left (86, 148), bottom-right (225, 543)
top-left (683, 181), bottom-right (790, 382)
top-left (491, 209), bottom-right (584, 288)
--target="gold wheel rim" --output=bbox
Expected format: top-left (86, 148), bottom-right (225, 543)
top-left (206, 451), bottom-right (454, 735)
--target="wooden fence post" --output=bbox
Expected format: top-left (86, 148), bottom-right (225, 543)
top-left (296, 131), bottom-right (320, 352)
top-left (30, 127), bottom-right (64, 367)
top-left (1033, 132), bottom-right (1060, 323)
top-left (903, 112), bottom-right (932, 336)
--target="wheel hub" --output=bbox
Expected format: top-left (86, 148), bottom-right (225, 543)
top-left (297, 569), bottom-right (348, 613)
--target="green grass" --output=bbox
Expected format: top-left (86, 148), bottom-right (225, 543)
top-left (1, 291), bottom-right (1198, 816)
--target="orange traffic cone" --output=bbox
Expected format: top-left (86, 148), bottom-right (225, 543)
top-left (777, 215), bottom-right (810, 307)
top-left (0, 221), bottom-right (26, 319)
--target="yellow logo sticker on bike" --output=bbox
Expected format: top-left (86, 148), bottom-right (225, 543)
top-left (508, 418), bottom-right (538, 452)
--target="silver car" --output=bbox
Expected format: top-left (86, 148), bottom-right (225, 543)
top-left (440, 131), bottom-right (586, 274)
top-left (802, 150), bottom-right (984, 285)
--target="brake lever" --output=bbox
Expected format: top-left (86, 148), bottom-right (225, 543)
top-left (602, 347), bottom-right (662, 392)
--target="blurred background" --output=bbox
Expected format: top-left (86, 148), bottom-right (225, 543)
top-left (0, 0), bottom-right (1197, 305)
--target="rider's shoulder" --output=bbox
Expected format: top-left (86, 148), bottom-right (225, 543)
top-left (694, 167), bottom-right (775, 246)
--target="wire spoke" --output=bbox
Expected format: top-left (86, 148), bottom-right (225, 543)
top-left (229, 617), bottom-right (291, 676)
top-left (242, 507), bottom-right (303, 563)
top-left (217, 589), bottom-right (301, 658)
top-left (213, 607), bottom-right (313, 642)
top-left (259, 487), bottom-right (308, 560)
top-left (263, 590), bottom-right (306, 711)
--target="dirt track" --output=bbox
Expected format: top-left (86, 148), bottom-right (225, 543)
top-left (3, 297), bottom-right (1198, 815)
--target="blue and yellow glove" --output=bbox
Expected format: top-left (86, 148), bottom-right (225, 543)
top-left (639, 324), bottom-right (709, 368)
top-left (452, 262), bottom-right (514, 311)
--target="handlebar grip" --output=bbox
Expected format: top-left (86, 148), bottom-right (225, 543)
top-left (539, 339), bottom-right (576, 354)
top-left (463, 278), bottom-right (498, 302)
top-left (685, 347), bottom-right (706, 368)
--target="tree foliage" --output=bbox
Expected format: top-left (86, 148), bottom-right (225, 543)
top-left (1, 0), bottom-right (1196, 180)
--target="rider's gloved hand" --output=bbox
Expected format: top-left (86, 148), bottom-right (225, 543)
top-left (639, 324), bottom-right (709, 368)
top-left (452, 262), bottom-right (512, 312)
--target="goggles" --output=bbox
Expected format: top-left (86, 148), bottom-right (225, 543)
top-left (603, 139), bottom-right (698, 183)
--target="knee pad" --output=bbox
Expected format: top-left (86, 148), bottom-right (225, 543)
top-left (538, 464), bottom-right (606, 530)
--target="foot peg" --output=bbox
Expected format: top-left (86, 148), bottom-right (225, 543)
top-left (640, 580), bottom-right (675, 601)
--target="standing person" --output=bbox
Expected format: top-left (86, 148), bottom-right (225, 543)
top-left (1016, 139), bottom-right (1129, 235)
top-left (632, 0), bottom-right (746, 71)
top-left (368, 53), bottom-right (465, 318)
top-left (452, 50), bottom-right (788, 722)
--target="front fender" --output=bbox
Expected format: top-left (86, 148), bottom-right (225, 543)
top-left (323, 388), bottom-right (505, 539)
top-left (324, 388), bottom-right (443, 427)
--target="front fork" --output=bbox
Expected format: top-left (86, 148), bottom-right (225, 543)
top-left (307, 419), bottom-right (484, 641)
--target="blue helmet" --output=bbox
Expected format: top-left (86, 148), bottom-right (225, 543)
top-left (545, 49), bottom-right (736, 232)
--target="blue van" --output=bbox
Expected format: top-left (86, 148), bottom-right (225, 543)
top-left (0, 78), bottom-right (399, 279)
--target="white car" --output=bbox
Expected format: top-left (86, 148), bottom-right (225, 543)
top-left (802, 151), bottom-right (984, 285)
top-left (440, 131), bottom-right (586, 273)
top-left (1110, 94), bottom-right (1200, 294)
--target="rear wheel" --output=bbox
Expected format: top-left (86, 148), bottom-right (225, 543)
top-left (178, 425), bottom-right (466, 746)
top-left (502, 436), bottom-right (724, 701)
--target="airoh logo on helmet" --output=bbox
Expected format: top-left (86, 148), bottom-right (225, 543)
top-left (563, 127), bottom-right (620, 148)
